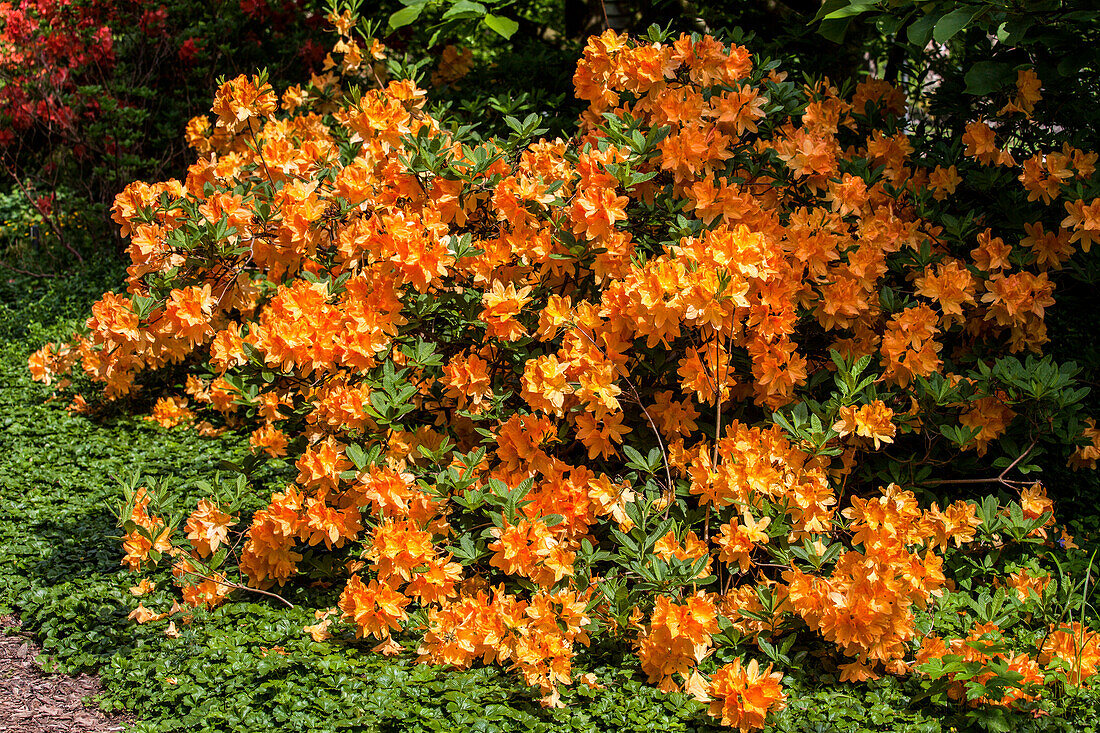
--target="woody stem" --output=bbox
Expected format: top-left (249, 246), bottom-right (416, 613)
top-left (181, 569), bottom-right (295, 608)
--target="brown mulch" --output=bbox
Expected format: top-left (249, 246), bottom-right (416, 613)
top-left (0, 615), bottom-right (134, 733)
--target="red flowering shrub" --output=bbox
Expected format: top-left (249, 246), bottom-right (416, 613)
top-left (0, 0), bottom-right (324, 249)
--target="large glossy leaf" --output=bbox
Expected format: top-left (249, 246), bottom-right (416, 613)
top-left (933, 6), bottom-right (983, 44)
top-left (483, 13), bottom-right (518, 39)
top-left (964, 60), bottom-right (1013, 95)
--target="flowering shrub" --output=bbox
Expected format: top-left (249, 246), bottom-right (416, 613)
top-left (29, 14), bottom-right (1100, 728)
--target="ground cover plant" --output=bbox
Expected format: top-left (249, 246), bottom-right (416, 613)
top-left (14, 3), bottom-right (1100, 732)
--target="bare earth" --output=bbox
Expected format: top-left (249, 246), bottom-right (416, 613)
top-left (0, 616), bottom-right (132, 733)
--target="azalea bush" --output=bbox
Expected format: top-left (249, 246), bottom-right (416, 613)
top-left (29, 9), bottom-right (1100, 730)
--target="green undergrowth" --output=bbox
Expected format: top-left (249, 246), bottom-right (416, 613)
top-left (0, 265), bottom-right (1098, 733)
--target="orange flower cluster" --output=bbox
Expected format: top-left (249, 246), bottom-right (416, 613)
top-left (636, 594), bottom-right (719, 693)
top-left (1040, 623), bottom-right (1100, 685)
top-left (707, 658), bottom-right (787, 732)
top-left (784, 485), bottom-right (968, 675)
top-left (146, 396), bottom-right (194, 428)
top-left (415, 587), bottom-right (591, 706)
top-left (832, 401), bottom-right (896, 449)
top-left (30, 25), bottom-right (1100, 729)
top-left (120, 488), bottom-right (172, 571)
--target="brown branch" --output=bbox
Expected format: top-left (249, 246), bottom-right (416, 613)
top-left (0, 257), bottom-right (57, 278)
top-left (927, 439), bottom-right (1039, 489)
top-left (180, 568), bottom-right (295, 609)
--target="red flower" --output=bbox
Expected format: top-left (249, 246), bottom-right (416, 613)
top-left (178, 37), bottom-right (203, 64)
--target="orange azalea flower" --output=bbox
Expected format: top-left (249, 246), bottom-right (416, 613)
top-left (121, 488), bottom-right (173, 571)
top-left (481, 280), bottom-right (532, 341)
top-left (184, 499), bottom-right (234, 557)
top-left (1069, 418), bottom-right (1100, 469)
top-left (1040, 623), bottom-right (1100, 684)
top-left (715, 514), bottom-right (770, 572)
top-left (339, 575), bottom-right (410, 640)
top-left (575, 411), bottom-right (631, 459)
top-left (444, 352), bottom-right (493, 407)
top-left (301, 497), bottom-right (362, 549)
top-left (959, 396), bottom-right (1016, 455)
top-left (1019, 483), bottom-right (1054, 524)
top-left (146, 396), bottom-right (194, 429)
top-left (1005, 568), bottom-right (1050, 602)
top-left (250, 424), bottom-right (290, 458)
top-left (295, 438), bottom-right (352, 493)
top-left (27, 342), bottom-right (76, 386)
top-left (928, 164), bottom-right (961, 201)
top-left (832, 401), bottom-right (896, 449)
top-left (127, 603), bottom-right (167, 624)
top-left (999, 68), bottom-right (1042, 117)
top-left (650, 390), bottom-right (700, 438)
top-left (961, 121), bottom-right (1000, 165)
top-left (129, 578), bottom-right (156, 596)
top-left (1061, 197), bottom-right (1100, 252)
top-left (914, 260), bottom-right (976, 321)
top-left (707, 658), bottom-right (786, 732)
top-left (211, 74), bottom-right (277, 136)
top-left (303, 608), bottom-right (337, 643)
top-left (637, 594), bottom-right (719, 692)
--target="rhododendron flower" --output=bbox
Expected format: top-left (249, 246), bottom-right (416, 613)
top-left (832, 401), bottom-right (896, 449)
top-left (1040, 623), bottom-right (1100, 685)
top-left (185, 500), bottom-right (234, 557)
top-left (339, 575), bottom-right (410, 640)
top-left (212, 75), bottom-right (278, 136)
top-left (707, 658), bottom-right (786, 731)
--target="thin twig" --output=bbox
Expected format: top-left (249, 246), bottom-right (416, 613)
top-left (928, 439), bottom-right (1039, 489)
top-left (181, 569), bottom-right (295, 609)
top-left (0, 258), bottom-right (57, 278)
top-left (0, 157), bottom-right (83, 264)
top-left (575, 327), bottom-right (675, 496)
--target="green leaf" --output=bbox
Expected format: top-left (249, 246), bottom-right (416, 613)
top-left (933, 7), bottom-right (981, 44)
top-left (346, 443), bottom-right (368, 470)
top-left (817, 17), bottom-right (852, 43)
top-left (964, 60), bottom-right (1013, 95)
top-left (874, 13), bottom-right (904, 34)
top-left (441, 0), bottom-right (487, 21)
top-left (906, 12), bottom-right (939, 46)
top-left (388, 4), bottom-right (424, 29)
top-left (821, 0), bottom-right (878, 20)
top-left (810, 0), bottom-right (850, 23)
top-left (483, 14), bottom-right (518, 39)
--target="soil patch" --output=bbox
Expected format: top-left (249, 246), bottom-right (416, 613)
top-left (0, 615), bottom-right (132, 733)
